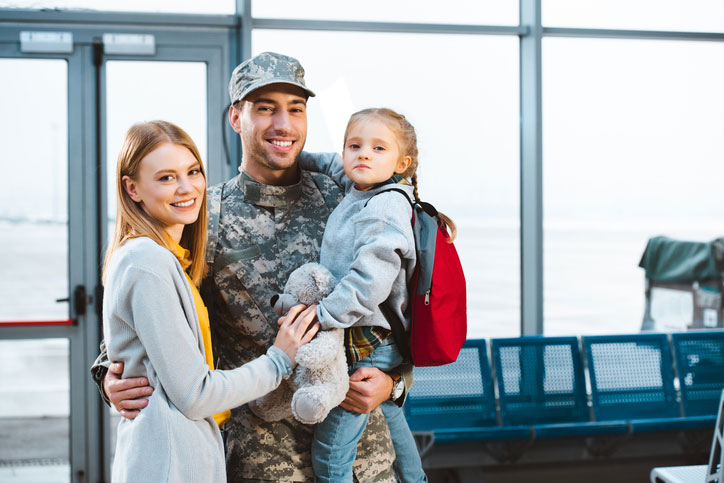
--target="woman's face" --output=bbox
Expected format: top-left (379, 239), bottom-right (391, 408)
top-left (123, 142), bottom-right (206, 242)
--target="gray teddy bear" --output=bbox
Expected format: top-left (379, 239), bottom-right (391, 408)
top-left (249, 262), bottom-right (349, 425)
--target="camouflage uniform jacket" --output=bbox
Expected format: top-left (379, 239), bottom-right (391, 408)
top-left (204, 152), bottom-right (398, 483)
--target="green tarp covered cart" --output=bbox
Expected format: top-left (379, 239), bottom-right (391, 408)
top-left (639, 236), bottom-right (724, 331)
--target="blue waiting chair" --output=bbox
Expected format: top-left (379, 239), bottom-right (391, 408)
top-left (491, 336), bottom-right (626, 438)
top-left (672, 330), bottom-right (724, 426)
top-left (584, 333), bottom-right (700, 433)
top-left (404, 339), bottom-right (530, 444)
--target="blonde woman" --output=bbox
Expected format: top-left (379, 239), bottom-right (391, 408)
top-left (102, 120), bottom-right (318, 482)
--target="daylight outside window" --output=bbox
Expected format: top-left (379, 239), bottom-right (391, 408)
top-left (254, 29), bottom-right (521, 338)
top-left (543, 37), bottom-right (724, 336)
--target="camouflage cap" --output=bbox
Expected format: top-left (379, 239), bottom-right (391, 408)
top-left (228, 51), bottom-right (316, 105)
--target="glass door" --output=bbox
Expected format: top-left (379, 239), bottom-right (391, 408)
top-left (0, 53), bottom-right (83, 483)
top-left (101, 56), bottom-right (210, 467)
top-left (0, 18), bottom-right (232, 483)
top-left (97, 37), bottom-right (230, 480)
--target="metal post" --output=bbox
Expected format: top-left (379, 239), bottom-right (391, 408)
top-left (519, 0), bottom-right (544, 335)
top-left (236, 0), bottom-right (252, 62)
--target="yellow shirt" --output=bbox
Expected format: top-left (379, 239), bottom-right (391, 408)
top-left (174, 242), bottom-right (231, 427)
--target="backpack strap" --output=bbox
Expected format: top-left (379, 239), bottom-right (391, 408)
top-left (365, 187), bottom-right (440, 225)
top-left (380, 300), bottom-right (413, 363)
top-left (364, 187), bottom-right (413, 208)
top-left (366, 187), bottom-right (417, 363)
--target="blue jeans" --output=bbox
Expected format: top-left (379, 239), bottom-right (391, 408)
top-left (312, 341), bottom-right (427, 483)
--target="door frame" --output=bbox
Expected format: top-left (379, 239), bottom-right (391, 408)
top-left (0, 11), bottom-right (236, 482)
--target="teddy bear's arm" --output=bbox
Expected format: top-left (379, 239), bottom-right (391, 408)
top-left (295, 328), bottom-right (345, 370)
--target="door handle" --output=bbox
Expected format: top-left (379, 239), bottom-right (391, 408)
top-left (55, 285), bottom-right (91, 317)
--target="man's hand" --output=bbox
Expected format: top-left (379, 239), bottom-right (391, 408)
top-left (104, 362), bottom-right (154, 419)
top-left (340, 366), bottom-right (394, 414)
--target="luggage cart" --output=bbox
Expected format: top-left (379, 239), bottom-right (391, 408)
top-left (639, 236), bottom-right (724, 332)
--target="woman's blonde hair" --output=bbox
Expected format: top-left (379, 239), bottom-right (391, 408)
top-left (103, 120), bottom-right (208, 286)
top-left (344, 108), bottom-right (457, 241)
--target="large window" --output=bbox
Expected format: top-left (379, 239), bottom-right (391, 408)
top-left (0, 339), bottom-right (70, 482)
top-left (105, 60), bottom-right (207, 235)
top-left (0, 58), bottom-right (68, 322)
top-left (543, 37), bottom-right (724, 335)
top-left (543, 0), bottom-right (724, 32)
top-left (0, 61), bottom-right (71, 476)
top-left (254, 29), bottom-right (521, 338)
top-left (252, 0), bottom-right (518, 25)
top-left (3, 2), bottom-right (722, 346)
top-left (0, 0), bottom-right (234, 14)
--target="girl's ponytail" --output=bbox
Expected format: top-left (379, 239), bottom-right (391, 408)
top-left (438, 212), bottom-right (457, 242)
top-left (410, 172), bottom-right (457, 242)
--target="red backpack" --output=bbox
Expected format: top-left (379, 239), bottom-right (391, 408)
top-left (373, 188), bottom-right (468, 366)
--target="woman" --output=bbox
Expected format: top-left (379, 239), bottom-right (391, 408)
top-left (102, 120), bottom-right (318, 482)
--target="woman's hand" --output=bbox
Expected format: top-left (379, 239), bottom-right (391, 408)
top-left (273, 304), bottom-right (320, 364)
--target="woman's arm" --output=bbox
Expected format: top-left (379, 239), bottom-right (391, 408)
top-left (90, 340), bottom-right (153, 415)
top-left (117, 265), bottom-right (316, 420)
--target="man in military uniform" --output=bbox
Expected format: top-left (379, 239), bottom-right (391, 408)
top-left (92, 51), bottom-right (412, 482)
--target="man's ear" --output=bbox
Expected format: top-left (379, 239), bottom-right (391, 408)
top-left (395, 155), bottom-right (412, 174)
top-left (122, 175), bottom-right (142, 202)
top-left (228, 104), bottom-right (242, 134)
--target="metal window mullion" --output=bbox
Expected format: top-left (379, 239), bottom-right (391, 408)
top-left (236, 0), bottom-right (252, 61)
top-left (70, 41), bottom-right (107, 483)
top-left (205, 45), bottom-right (229, 184)
top-left (543, 27), bottom-right (724, 42)
top-left (251, 17), bottom-right (524, 36)
top-left (520, 0), bottom-right (543, 336)
top-left (67, 43), bottom-right (88, 483)
top-left (230, 0), bottom-right (252, 172)
top-left (0, 8), bottom-right (236, 28)
top-left (0, 325), bottom-right (76, 339)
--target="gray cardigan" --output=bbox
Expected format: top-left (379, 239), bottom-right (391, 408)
top-left (103, 237), bottom-right (293, 483)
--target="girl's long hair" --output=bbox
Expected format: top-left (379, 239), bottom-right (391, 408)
top-left (103, 120), bottom-right (208, 286)
top-left (344, 108), bottom-right (457, 241)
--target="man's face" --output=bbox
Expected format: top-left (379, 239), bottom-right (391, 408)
top-left (229, 83), bottom-right (308, 185)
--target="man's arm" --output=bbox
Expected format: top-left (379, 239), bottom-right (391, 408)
top-left (89, 340), bottom-right (112, 405)
top-left (298, 151), bottom-right (353, 191)
top-left (90, 340), bottom-right (153, 419)
top-left (340, 363), bottom-right (413, 414)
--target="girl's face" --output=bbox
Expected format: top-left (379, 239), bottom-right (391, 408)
top-left (342, 119), bottom-right (411, 190)
top-left (122, 142), bottom-right (206, 242)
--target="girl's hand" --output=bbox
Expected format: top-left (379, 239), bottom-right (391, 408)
top-left (273, 304), bottom-right (320, 364)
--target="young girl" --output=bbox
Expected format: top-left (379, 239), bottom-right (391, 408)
top-left (102, 120), bottom-right (318, 483)
top-left (301, 108), bottom-right (456, 483)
